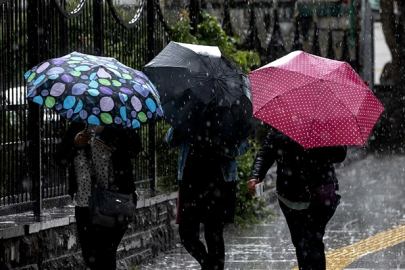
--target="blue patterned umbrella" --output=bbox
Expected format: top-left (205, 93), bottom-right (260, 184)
top-left (24, 52), bottom-right (163, 129)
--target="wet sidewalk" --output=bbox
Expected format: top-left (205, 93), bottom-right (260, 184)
top-left (140, 151), bottom-right (405, 270)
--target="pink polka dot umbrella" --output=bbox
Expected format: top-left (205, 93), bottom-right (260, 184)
top-left (24, 52), bottom-right (163, 130)
top-left (249, 50), bottom-right (385, 149)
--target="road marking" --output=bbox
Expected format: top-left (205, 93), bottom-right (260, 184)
top-left (292, 223), bottom-right (405, 270)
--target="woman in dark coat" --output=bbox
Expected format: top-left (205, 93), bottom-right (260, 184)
top-left (248, 127), bottom-right (347, 270)
top-left (166, 116), bottom-right (249, 270)
top-left (53, 122), bottom-right (141, 270)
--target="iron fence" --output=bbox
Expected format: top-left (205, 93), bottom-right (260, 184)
top-left (0, 0), bottom-right (361, 215)
top-left (0, 0), bottom-right (174, 215)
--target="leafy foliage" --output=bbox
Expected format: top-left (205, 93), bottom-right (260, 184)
top-left (169, 11), bottom-right (260, 72)
top-left (235, 140), bottom-right (272, 226)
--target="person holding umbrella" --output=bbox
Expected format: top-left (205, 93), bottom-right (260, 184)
top-left (54, 122), bottom-right (142, 270)
top-left (247, 126), bottom-right (346, 270)
top-left (166, 102), bottom-right (249, 270)
top-left (145, 42), bottom-right (255, 270)
top-left (24, 52), bottom-right (162, 270)
top-left (246, 51), bottom-right (384, 270)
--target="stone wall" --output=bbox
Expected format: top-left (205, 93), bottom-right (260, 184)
top-left (0, 192), bottom-right (179, 270)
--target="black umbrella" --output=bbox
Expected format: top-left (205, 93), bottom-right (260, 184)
top-left (144, 42), bottom-right (257, 145)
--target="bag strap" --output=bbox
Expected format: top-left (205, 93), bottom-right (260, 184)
top-left (85, 124), bottom-right (98, 189)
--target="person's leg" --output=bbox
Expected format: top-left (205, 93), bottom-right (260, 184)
top-left (179, 219), bottom-right (210, 269)
top-left (279, 200), bottom-right (310, 269)
top-left (75, 206), bottom-right (96, 267)
top-left (91, 224), bottom-right (127, 270)
top-left (303, 202), bottom-right (338, 270)
top-left (75, 207), bottom-right (127, 270)
top-left (279, 200), bottom-right (338, 270)
top-left (204, 221), bottom-right (225, 270)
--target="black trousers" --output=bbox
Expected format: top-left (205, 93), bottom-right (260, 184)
top-left (75, 207), bottom-right (127, 270)
top-left (279, 200), bottom-right (338, 270)
top-left (179, 219), bottom-right (225, 270)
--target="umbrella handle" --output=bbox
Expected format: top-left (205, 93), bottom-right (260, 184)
top-left (86, 123), bottom-right (95, 137)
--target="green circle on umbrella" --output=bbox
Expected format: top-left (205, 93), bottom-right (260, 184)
top-left (45, 96), bottom-right (55, 108)
top-left (138, 112), bottom-right (147, 122)
top-left (100, 113), bottom-right (113, 124)
top-left (112, 80), bottom-right (122, 86)
top-left (71, 71), bottom-right (81, 77)
top-left (122, 74), bottom-right (132, 80)
top-left (27, 72), bottom-right (35, 83)
top-left (99, 79), bottom-right (111, 86)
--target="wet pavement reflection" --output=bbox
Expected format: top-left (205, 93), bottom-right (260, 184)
top-left (141, 151), bottom-right (405, 270)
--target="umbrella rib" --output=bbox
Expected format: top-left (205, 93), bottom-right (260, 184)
top-left (161, 75), bottom-right (216, 106)
top-left (254, 77), bottom-right (348, 113)
top-left (255, 82), bottom-right (314, 112)
top-left (252, 70), bottom-right (321, 114)
top-left (206, 56), bottom-right (246, 101)
top-left (191, 73), bottom-right (243, 104)
top-left (345, 92), bottom-right (370, 145)
top-left (329, 94), bottom-right (367, 146)
top-left (305, 82), bottom-right (366, 147)
top-left (304, 87), bottom-right (321, 149)
top-left (306, 54), bottom-right (343, 79)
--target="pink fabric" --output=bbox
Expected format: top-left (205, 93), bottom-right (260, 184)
top-left (249, 51), bottom-right (385, 149)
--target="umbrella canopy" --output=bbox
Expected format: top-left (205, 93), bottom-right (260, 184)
top-left (249, 50), bottom-right (384, 149)
top-left (144, 41), bottom-right (256, 145)
top-left (24, 52), bottom-right (163, 129)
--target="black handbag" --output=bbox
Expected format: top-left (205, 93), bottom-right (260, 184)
top-left (89, 186), bottom-right (136, 228)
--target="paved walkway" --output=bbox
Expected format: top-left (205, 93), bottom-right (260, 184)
top-left (141, 152), bottom-right (405, 270)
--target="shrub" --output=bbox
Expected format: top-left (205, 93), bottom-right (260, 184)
top-left (169, 11), bottom-right (260, 72)
top-left (235, 140), bottom-right (272, 226)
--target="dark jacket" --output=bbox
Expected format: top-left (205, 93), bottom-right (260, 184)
top-left (249, 128), bottom-right (347, 202)
top-left (53, 122), bottom-right (142, 199)
top-left (166, 127), bottom-right (249, 182)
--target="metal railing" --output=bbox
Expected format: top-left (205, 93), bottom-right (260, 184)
top-left (0, 0), bottom-right (175, 215)
top-left (0, 0), bottom-right (361, 216)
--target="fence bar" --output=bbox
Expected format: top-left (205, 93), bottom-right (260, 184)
top-left (93, 0), bottom-right (103, 56)
top-left (361, 0), bottom-right (374, 89)
top-left (26, 0), bottom-right (43, 217)
top-left (147, 0), bottom-right (156, 196)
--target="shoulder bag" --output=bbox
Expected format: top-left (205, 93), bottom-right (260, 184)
top-left (89, 185), bottom-right (136, 228)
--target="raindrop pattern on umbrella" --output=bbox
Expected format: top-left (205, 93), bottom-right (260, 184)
top-left (24, 52), bottom-right (163, 129)
top-left (249, 50), bottom-right (385, 149)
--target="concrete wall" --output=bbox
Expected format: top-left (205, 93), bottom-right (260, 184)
top-left (0, 192), bottom-right (179, 270)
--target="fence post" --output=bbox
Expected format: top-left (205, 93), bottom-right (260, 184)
top-left (93, 0), bottom-right (104, 56)
top-left (361, 0), bottom-right (374, 89)
top-left (189, 0), bottom-right (200, 36)
top-left (147, 0), bottom-right (156, 196)
top-left (26, 0), bottom-right (43, 218)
